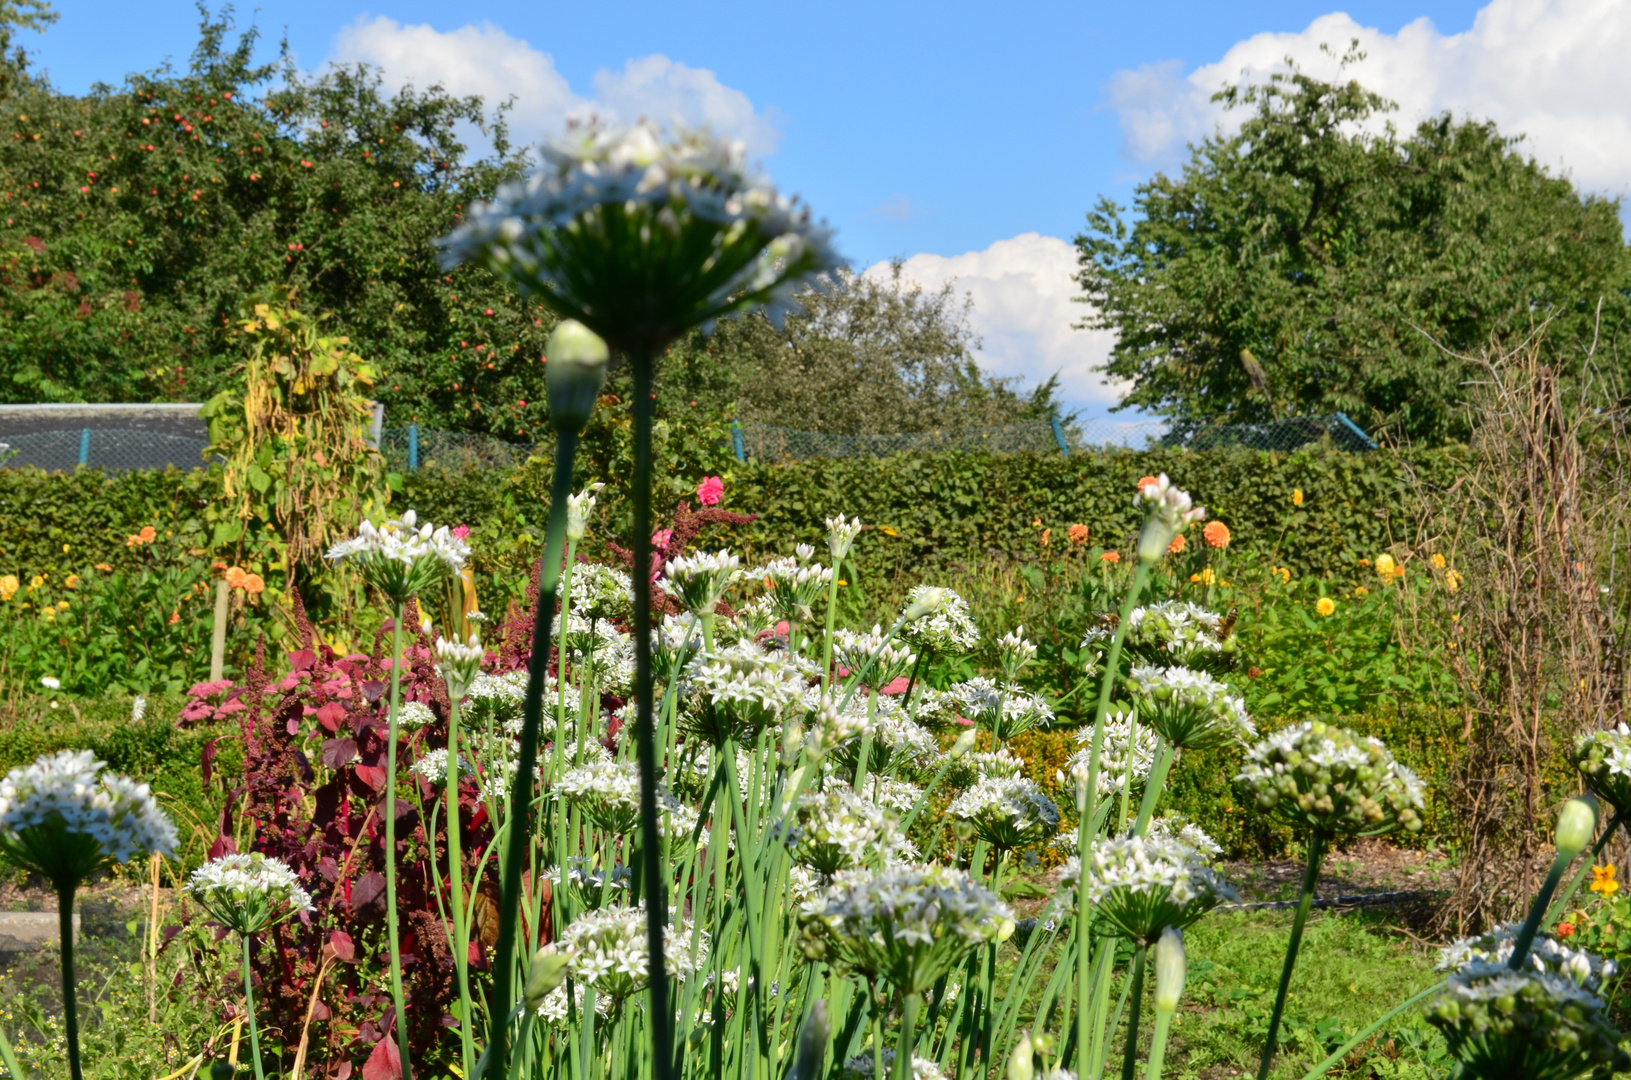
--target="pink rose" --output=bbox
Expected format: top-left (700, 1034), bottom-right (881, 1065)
top-left (451, 524), bottom-right (470, 540)
top-left (697, 476), bottom-right (724, 506)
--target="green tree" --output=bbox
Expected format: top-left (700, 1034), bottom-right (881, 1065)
top-left (1075, 53), bottom-right (1631, 445)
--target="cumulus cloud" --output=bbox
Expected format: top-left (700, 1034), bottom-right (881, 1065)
top-left (865, 233), bottom-right (1124, 410)
top-left (1108, 0), bottom-right (1631, 198)
top-left (328, 16), bottom-right (780, 155)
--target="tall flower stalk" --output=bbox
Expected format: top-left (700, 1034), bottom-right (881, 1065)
top-left (437, 633), bottom-right (485, 1077)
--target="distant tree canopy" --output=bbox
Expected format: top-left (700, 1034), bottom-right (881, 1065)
top-left (1075, 55), bottom-right (1631, 446)
top-left (0, 6), bottom-right (1055, 439)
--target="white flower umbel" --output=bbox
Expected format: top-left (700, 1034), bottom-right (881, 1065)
top-left (411, 748), bottom-right (475, 786)
top-left (1068, 715), bottom-right (1160, 796)
top-left (783, 787), bottom-right (910, 875)
top-left (1082, 601), bottom-right (1238, 670)
top-left (325, 509), bottom-right (467, 604)
top-left (968, 747), bottom-right (1028, 781)
top-left (842, 1050), bottom-right (945, 1080)
top-left (1078, 831), bottom-right (1235, 942)
top-left (437, 633), bottom-right (485, 700)
top-left (1127, 665), bottom-right (1255, 751)
top-left (1145, 817), bottom-right (1223, 863)
top-left (798, 863), bottom-right (1013, 995)
top-left (948, 776), bottom-right (1060, 850)
top-left (660, 550), bottom-right (741, 614)
top-left (0, 749), bottom-right (177, 885)
top-left (465, 672), bottom-right (526, 727)
top-left (997, 628), bottom-right (1038, 680)
top-left (1573, 723), bottom-right (1631, 814)
top-left (395, 701), bottom-right (437, 730)
top-left (565, 483), bottom-right (605, 543)
top-left (557, 758), bottom-right (642, 834)
top-left (536, 980), bottom-right (610, 1027)
top-left (861, 776), bottom-right (926, 816)
top-left (1428, 961), bottom-right (1629, 1080)
top-left (1134, 475), bottom-right (1205, 564)
top-left (830, 704), bottom-right (940, 782)
top-left (186, 853), bottom-right (315, 935)
top-left (951, 677), bottom-right (1055, 742)
top-left (569, 562), bottom-right (633, 622)
top-left (559, 902), bottom-right (708, 1005)
top-left (682, 640), bottom-right (812, 743)
top-left (756, 556), bottom-right (833, 624)
top-left (827, 514), bottom-right (863, 562)
top-left (1237, 721), bottom-right (1426, 837)
top-left (832, 626), bottom-right (917, 691)
top-left (726, 595), bottom-right (778, 644)
top-left (545, 858), bottom-right (632, 909)
top-left (1438, 924), bottom-right (1618, 993)
top-left (899, 585), bottom-right (980, 656)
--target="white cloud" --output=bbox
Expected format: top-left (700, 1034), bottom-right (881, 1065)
top-left (328, 16), bottom-right (779, 155)
top-left (865, 233), bottom-right (1124, 410)
top-left (1109, 0), bottom-right (1631, 198)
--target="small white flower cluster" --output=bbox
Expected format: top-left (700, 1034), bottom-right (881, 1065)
top-left (755, 555), bottom-right (833, 623)
top-left (800, 696), bottom-right (871, 759)
top-left (546, 858), bottom-right (632, 904)
top-left (325, 510), bottom-right (468, 603)
top-left (726, 595), bottom-right (778, 643)
top-left (186, 852), bottom-right (314, 934)
top-left (395, 701), bottom-right (437, 730)
top-left (1574, 723), bottom-right (1631, 812)
top-left (1127, 664), bottom-right (1255, 750)
top-left (830, 706), bottom-right (940, 782)
top-left (783, 786), bottom-right (909, 875)
top-left (1145, 817), bottom-right (1223, 862)
top-left (660, 550), bottom-right (742, 614)
top-left (968, 747), bottom-right (1028, 780)
top-left (841, 1051), bottom-right (945, 1080)
top-left (1237, 721), bottom-right (1425, 837)
top-left (569, 562), bottom-right (633, 622)
top-left (1428, 961), bottom-right (1629, 1076)
top-left (997, 628), bottom-right (1037, 678)
top-left (948, 776), bottom-right (1060, 850)
top-left (557, 759), bottom-right (642, 834)
top-left (411, 748), bottom-right (475, 785)
top-left (832, 626), bottom-right (916, 690)
top-left (950, 677), bottom-right (1054, 740)
top-left (536, 980), bottom-right (609, 1027)
top-left (436, 634), bottom-right (485, 699)
top-left (0, 750), bottom-right (177, 880)
top-left (899, 585), bottom-right (980, 656)
top-left (827, 514), bottom-right (863, 561)
top-left (1438, 924), bottom-right (1618, 992)
top-left (798, 863), bottom-right (1013, 995)
top-left (565, 483), bottom-right (604, 543)
top-left (465, 673), bottom-right (527, 729)
top-left (1082, 601), bottom-right (1236, 668)
top-left (1134, 475), bottom-right (1205, 563)
top-left (559, 902), bottom-right (708, 1003)
top-left (683, 642), bottom-right (813, 741)
top-left (859, 776), bottom-right (925, 815)
top-left (1067, 714), bottom-right (1160, 795)
top-left (1074, 831), bottom-right (1234, 941)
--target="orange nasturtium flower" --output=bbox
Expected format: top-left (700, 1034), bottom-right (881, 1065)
top-left (1591, 864), bottom-right (1619, 897)
top-left (1316, 597), bottom-right (1336, 617)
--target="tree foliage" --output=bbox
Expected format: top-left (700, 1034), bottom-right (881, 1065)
top-left (1075, 53), bottom-right (1631, 445)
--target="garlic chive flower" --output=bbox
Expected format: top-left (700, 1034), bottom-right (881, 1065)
top-left (948, 776), bottom-right (1060, 851)
top-left (1082, 601), bottom-right (1238, 670)
top-left (1073, 831), bottom-right (1235, 942)
top-left (569, 562), bottom-right (634, 622)
top-left (537, 981), bottom-right (609, 1027)
top-left (997, 628), bottom-right (1038, 679)
top-left (900, 585), bottom-right (981, 655)
top-left (395, 701), bottom-right (437, 730)
top-left (186, 853), bottom-right (314, 935)
top-left (782, 787), bottom-right (910, 875)
top-left (756, 555), bottom-right (832, 623)
top-left (860, 775), bottom-right (926, 815)
top-left (1438, 924), bottom-right (1618, 993)
top-left (1572, 724), bottom-right (1631, 814)
top-left (1127, 665), bottom-right (1255, 750)
top-left (830, 706), bottom-right (940, 782)
top-left (727, 595), bottom-right (777, 643)
top-left (565, 483), bottom-right (605, 543)
top-left (557, 759), bottom-right (643, 834)
top-left (1068, 714), bottom-right (1160, 795)
top-left (325, 510), bottom-right (468, 605)
top-left (559, 902), bottom-right (708, 1005)
top-left (951, 677), bottom-right (1055, 741)
top-left (1237, 721), bottom-right (1425, 837)
top-left (832, 626), bottom-right (917, 690)
top-left (682, 641), bottom-right (813, 743)
top-left (660, 550), bottom-right (741, 614)
top-left (436, 633), bottom-right (485, 699)
top-left (842, 1051), bottom-right (946, 1080)
top-left (1428, 962), bottom-right (1629, 1080)
top-left (0, 750), bottom-right (177, 886)
top-left (827, 514), bottom-right (863, 561)
top-left (1135, 475), bottom-right (1205, 565)
top-left (960, 746), bottom-right (1028, 782)
top-left (411, 748), bottom-right (474, 786)
top-left (798, 863), bottom-right (1013, 995)
top-left (438, 121), bottom-right (842, 346)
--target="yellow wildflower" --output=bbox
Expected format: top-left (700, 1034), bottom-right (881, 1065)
top-left (1447, 570), bottom-right (1463, 594)
top-left (55, 601), bottom-right (69, 611)
top-left (1354, 586), bottom-right (1369, 597)
top-left (63, 574), bottom-right (79, 590)
top-left (1292, 489), bottom-right (1304, 506)
top-left (27, 575), bottom-right (43, 591)
top-left (878, 525), bottom-right (899, 537)
top-left (1591, 864), bottom-right (1619, 897)
top-left (1374, 554), bottom-right (1396, 578)
top-left (0, 575), bottom-right (16, 601)
top-left (1271, 566), bottom-right (1291, 584)
top-left (1431, 553), bottom-right (1446, 570)
top-left (1316, 597), bottom-right (1336, 617)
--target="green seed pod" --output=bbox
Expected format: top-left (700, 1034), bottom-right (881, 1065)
top-left (1555, 795), bottom-right (1599, 858)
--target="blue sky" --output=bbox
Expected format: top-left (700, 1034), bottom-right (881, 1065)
top-left (22, 0), bottom-right (1624, 429)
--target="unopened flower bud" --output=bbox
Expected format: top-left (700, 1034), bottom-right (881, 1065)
top-left (949, 728), bottom-right (979, 760)
top-left (1154, 926), bottom-right (1187, 1012)
top-left (545, 320), bottom-right (609, 433)
top-left (782, 717), bottom-right (805, 767)
top-left (1030, 1032), bottom-right (1055, 1056)
top-left (1556, 796), bottom-right (1599, 858)
top-left (905, 587), bottom-right (950, 621)
top-left (523, 945), bottom-right (568, 1011)
top-left (1007, 1029), bottom-right (1034, 1080)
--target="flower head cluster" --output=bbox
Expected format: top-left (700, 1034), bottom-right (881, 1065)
top-left (860, 776), bottom-right (926, 815)
top-left (756, 556), bottom-right (833, 623)
top-left (1438, 925), bottom-right (1618, 993)
top-left (1082, 601), bottom-right (1238, 670)
top-left (545, 858), bottom-right (632, 909)
top-left (557, 759), bottom-right (642, 834)
top-left (437, 633), bottom-right (485, 699)
top-left (0, 750), bottom-right (177, 885)
top-left (1573, 724), bottom-right (1631, 813)
top-left (559, 902), bottom-right (708, 1004)
top-left (411, 748), bottom-right (474, 786)
top-left (536, 981), bottom-right (609, 1027)
top-left (948, 776), bottom-right (1060, 850)
top-left (186, 853), bottom-right (314, 934)
top-left (832, 626), bottom-right (916, 690)
top-left (570, 562), bottom-right (633, 622)
top-left (565, 484), bottom-right (604, 542)
top-left (782, 786), bottom-right (909, 875)
top-left (682, 641), bottom-right (813, 742)
top-left (1072, 831), bottom-right (1234, 942)
top-left (900, 585), bottom-right (980, 656)
top-left (997, 628), bottom-right (1037, 679)
top-left (950, 677), bottom-right (1054, 741)
top-left (726, 595), bottom-right (777, 643)
top-left (827, 514), bottom-right (863, 561)
top-left (798, 863), bottom-right (1013, 995)
top-left (1127, 665), bottom-right (1254, 750)
top-left (1428, 963), bottom-right (1629, 1080)
top-left (1237, 722), bottom-right (1425, 837)
top-left (841, 1051), bottom-right (945, 1080)
top-left (325, 510), bottom-right (468, 604)
top-left (1068, 714), bottom-right (1160, 796)
top-left (439, 121), bottom-right (841, 340)
top-left (1135, 475), bottom-right (1206, 564)
top-left (395, 700), bottom-right (437, 730)
top-left (829, 706), bottom-right (939, 782)
top-left (964, 746), bottom-right (1028, 781)
top-left (660, 550), bottom-right (741, 614)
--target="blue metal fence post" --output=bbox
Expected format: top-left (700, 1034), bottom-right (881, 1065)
top-left (730, 420), bottom-right (746, 463)
top-left (1331, 412), bottom-right (1378, 452)
top-left (77, 428), bottom-right (90, 467)
top-left (407, 422), bottom-right (420, 472)
top-left (1050, 416), bottom-right (1069, 456)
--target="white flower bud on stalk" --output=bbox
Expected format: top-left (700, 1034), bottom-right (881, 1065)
top-left (1007, 1030), bottom-right (1035, 1080)
top-left (1555, 796), bottom-right (1599, 858)
top-left (545, 320), bottom-right (609, 433)
top-left (1154, 927), bottom-right (1187, 1012)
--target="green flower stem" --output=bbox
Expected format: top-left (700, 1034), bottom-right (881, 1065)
top-left (384, 602), bottom-right (412, 1080)
top-left (1133, 741), bottom-right (1175, 837)
top-left (821, 558), bottom-right (842, 694)
top-left (446, 696), bottom-right (475, 1080)
top-left (1145, 1002), bottom-right (1175, 1080)
top-left (1508, 846), bottom-right (1573, 972)
top-left (894, 993), bottom-right (921, 1080)
top-left (57, 882), bottom-right (81, 1080)
top-left (242, 933), bottom-right (266, 1080)
top-left (629, 355), bottom-right (676, 1080)
top-left (1118, 945), bottom-right (1147, 1080)
top-left (487, 427), bottom-right (580, 1080)
top-left (1547, 810), bottom-right (1625, 928)
top-left (1258, 834), bottom-right (1327, 1080)
top-left (1298, 979), bottom-right (1447, 1080)
top-left (1086, 936), bottom-right (1117, 1080)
